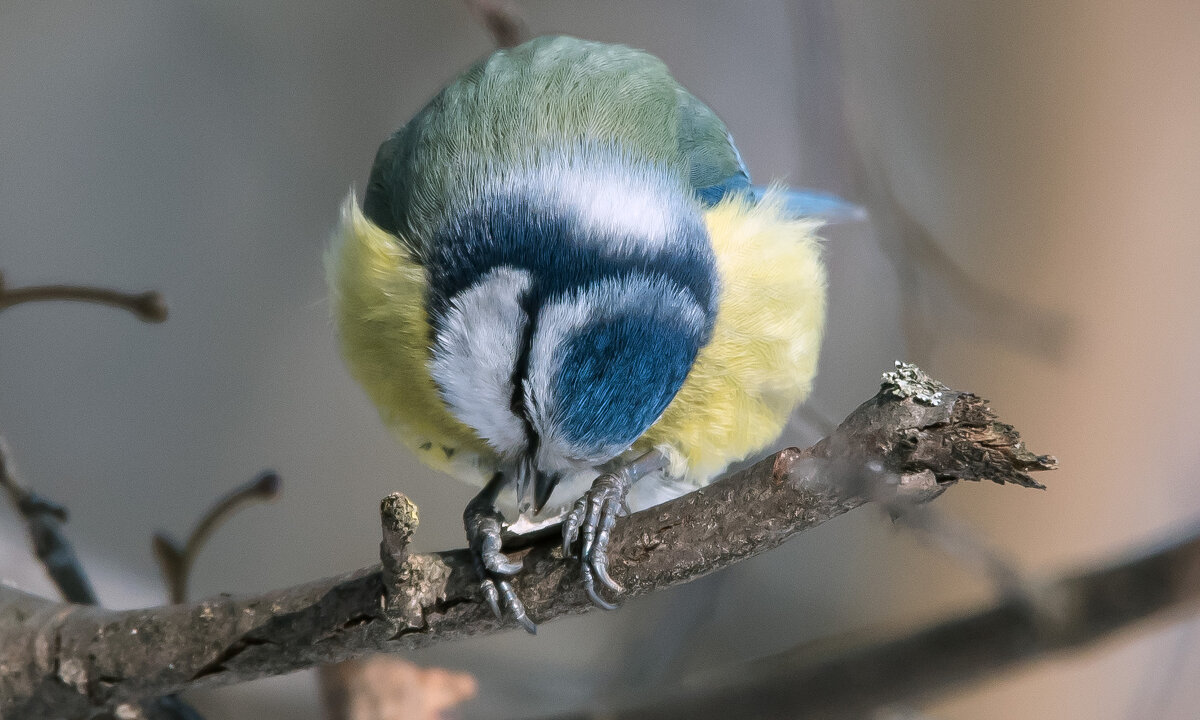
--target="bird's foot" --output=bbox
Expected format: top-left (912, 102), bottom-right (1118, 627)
top-left (562, 468), bottom-right (633, 610)
top-left (464, 500), bottom-right (536, 634)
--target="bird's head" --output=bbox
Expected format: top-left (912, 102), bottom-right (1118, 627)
top-left (426, 153), bottom-right (718, 513)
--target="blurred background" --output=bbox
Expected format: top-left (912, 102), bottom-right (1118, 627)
top-left (2, 1), bottom-right (1199, 718)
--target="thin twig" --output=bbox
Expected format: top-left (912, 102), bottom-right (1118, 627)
top-left (0, 437), bottom-right (98, 605)
top-left (148, 472), bottom-right (280, 719)
top-left (0, 271), bottom-right (167, 323)
top-left (0, 366), bottom-right (1054, 718)
top-left (152, 471), bottom-right (281, 605)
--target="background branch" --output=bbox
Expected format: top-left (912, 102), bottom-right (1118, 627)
top-left (0, 270), bottom-right (167, 323)
top-left (0, 437), bottom-right (99, 605)
top-left (0, 437), bottom-right (207, 720)
top-left (152, 472), bottom-right (281, 605)
top-left (551, 519), bottom-right (1200, 720)
top-left (461, 0), bottom-right (529, 48)
top-left (0, 365), bottom-right (1052, 719)
top-left (0, 277), bottom-right (206, 720)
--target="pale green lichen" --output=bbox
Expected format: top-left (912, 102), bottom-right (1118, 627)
top-left (882, 361), bottom-right (950, 406)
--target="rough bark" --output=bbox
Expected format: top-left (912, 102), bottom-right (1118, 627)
top-left (0, 365), bottom-right (1053, 719)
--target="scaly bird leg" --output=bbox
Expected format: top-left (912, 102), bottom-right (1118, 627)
top-left (563, 450), bottom-right (667, 609)
top-left (464, 473), bottom-right (536, 634)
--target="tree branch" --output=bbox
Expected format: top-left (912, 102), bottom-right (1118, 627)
top-left (0, 365), bottom-right (1053, 719)
top-left (546, 519), bottom-right (1200, 720)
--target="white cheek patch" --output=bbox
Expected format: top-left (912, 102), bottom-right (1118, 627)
top-left (430, 267), bottom-right (532, 456)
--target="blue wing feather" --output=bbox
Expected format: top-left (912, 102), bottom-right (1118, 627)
top-left (749, 186), bottom-right (867, 224)
top-left (674, 90), bottom-right (865, 223)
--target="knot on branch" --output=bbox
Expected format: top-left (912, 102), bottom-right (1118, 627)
top-left (378, 493), bottom-right (454, 633)
top-left (380, 492), bottom-right (419, 576)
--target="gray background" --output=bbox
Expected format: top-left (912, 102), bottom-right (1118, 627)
top-left (2, 2), bottom-right (1198, 718)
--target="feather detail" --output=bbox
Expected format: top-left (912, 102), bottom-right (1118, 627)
top-left (327, 195), bottom-right (496, 484)
top-left (634, 190), bottom-right (827, 482)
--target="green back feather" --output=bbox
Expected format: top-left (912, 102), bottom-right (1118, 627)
top-left (363, 35), bottom-right (744, 246)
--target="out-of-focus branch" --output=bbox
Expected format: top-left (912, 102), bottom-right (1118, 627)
top-left (786, 4), bottom-right (1071, 363)
top-left (152, 472), bottom-right (281, 605)
top-left (0, 437), bottom-right (98, 605)
top-left (549, 520), bottom-right (1200, 720)
top-left (462, 0), bottom-right (529, 48)
top-left (148, 473), bottom-right (280, 719)
top-left (317, 657), bottom-right (476, 720)
top-left (0, 271), bottom-right (167, 323)
top-left (0, 365), bottom-right (1052, 719)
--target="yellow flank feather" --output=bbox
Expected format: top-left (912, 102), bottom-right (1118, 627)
top-left (328, 196), bottom-right (496, 484)
top-left (633, 192), bottom-right (827, 482)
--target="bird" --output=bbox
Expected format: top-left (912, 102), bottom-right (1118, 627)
top-left (327, 35), bottom-right (856, 634)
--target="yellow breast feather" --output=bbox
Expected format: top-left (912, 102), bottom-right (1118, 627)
top-left (634, 191), bottom-right (827, 482)
top-left (327, 196), bottom-right (496, 484)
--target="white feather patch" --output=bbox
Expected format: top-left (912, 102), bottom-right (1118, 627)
top-left (476, 148), bottom-right (700, 257)
top-left (430, 267), bottom-right (532, 455)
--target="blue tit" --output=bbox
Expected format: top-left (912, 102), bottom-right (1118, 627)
top-left (328, 35), bottom-right (857, 633)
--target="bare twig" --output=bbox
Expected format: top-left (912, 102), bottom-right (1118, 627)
top-left (152, 471), bottom-right (281, 605)
top-left (548, 520), bottom-right (1200, 720)
top-left (379, 492), bottom-right (419, 577)
top-left (0, 271), bottom-right (167, 323)
top-left (0, 366), bottom-right (1052, 718)
top-left (0, 437), bottom-right (98, 605)
top-left (2, 269), bottom-right (202, 719)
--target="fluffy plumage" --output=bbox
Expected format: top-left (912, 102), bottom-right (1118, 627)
top-left (328, 190), bottom-right (825, 502)
top-left (633, 192), bottom-right (826, 483)
top-left (329, 35), bottom-right (828, 519)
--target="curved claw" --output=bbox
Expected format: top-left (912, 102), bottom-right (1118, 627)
top-left (562, 503), bottom-right (585, 556)
top-left (568, 470), bottom-right (634, 610)
top-left (465, 490), bottom-right (535, 633)
top-left (582, 563), bottom-right (619, 610)
top-left (482, 546), bottom-right (523, 576)
top-left (580, 486), bottom-right (606, 561)
top-left (498, 580), bottom-right (537, 634)
top-left (591, 499), bottom-right (623, 594)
